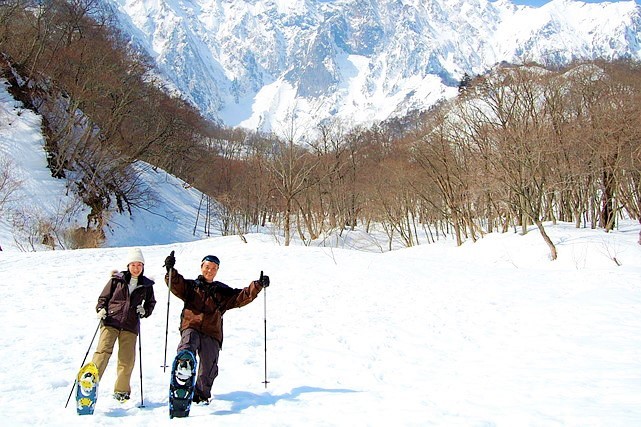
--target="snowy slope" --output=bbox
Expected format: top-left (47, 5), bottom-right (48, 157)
top-left (0, 213), bottom-right (640, 425)
top-left (0, 79), bottom-right (206, 251)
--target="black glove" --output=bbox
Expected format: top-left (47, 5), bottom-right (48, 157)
top-left (164, 250), bottom-right (175, 272)
top-left (258, 270), bottom-right (270, 288)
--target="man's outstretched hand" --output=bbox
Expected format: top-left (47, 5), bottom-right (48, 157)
top-left (164, 250), bottom-right (176, 272)
top-left (259, 271), bottom-right (270, 288)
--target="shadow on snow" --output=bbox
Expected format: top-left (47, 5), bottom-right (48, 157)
top-left (212, 385), bottom-right (358, 415)
top-left (102, 400), bottom-right (165, 417)
top-left (99, 386), bottom-right (357, 417)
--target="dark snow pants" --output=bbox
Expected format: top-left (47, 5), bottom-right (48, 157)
top-left (177, 328), bottom-right (221, 400)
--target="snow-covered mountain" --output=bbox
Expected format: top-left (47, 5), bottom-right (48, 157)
top-left (106, 0), bottom-right (640, 138)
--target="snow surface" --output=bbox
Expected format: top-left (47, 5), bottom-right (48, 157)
top-left (2, 80), bottom-right (641, 426)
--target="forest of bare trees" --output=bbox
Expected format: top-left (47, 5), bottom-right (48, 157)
top-left (201, 61), bottom-right (640, 259)
top-left (409, 62), bottom-right (641, 259)
top-left (1, 0), bottom-right (640, 256)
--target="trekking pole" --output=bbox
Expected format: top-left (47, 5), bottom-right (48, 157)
top-left (138, 321), bottom-right (145, 408)
top-left (162, 251), bottom-right (174, 372)
top-left (65, 320), bottom-right (101, 408)
top-left (261, 272), bottom-right (269, 388)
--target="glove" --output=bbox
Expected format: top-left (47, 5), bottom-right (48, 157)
top-left (136, 304), bottom-right (145, 317)
top-left (258, 270), bottom-right (270, 288)
top-left (97, 308), bottom-right (106, 320)
top-left (164, 250), bottom-right (175, 272)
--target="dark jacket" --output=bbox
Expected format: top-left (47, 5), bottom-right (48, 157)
top-left (96, 271), bottom-right (156, 335)
top-left (165, 270), bottom-right (262, 346)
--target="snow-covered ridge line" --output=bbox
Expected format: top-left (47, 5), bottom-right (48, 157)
top-left (105, 0), bottom-right (641, 138)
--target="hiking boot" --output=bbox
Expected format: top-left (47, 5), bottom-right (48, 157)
top-left (192, 392), bottom-right (209, 405)
top-left (113, 391), bottom-right (130, 402)
top-left (175, 359), bottom-right (193, 385)
top-left (79, 372), bottom-right (97, 390)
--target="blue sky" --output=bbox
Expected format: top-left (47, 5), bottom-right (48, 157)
top-left (513, 0), bottom-right (640, 5)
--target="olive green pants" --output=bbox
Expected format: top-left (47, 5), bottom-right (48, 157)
top-left (92, 326), bottom-right (137, 393)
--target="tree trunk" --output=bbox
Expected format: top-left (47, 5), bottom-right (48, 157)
top-left (601, 169), bottom-right (616, 231)
top-left (284, 197), bottom-right (292, 246)
top-left (534, 219), bottom-right (557, 260)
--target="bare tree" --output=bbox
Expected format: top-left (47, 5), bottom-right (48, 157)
top-left (266, 135), bottom-right (319, 245)
top-left (0, 157), bottom-right (22, 211)
top-left (450, 67), bottom-right (559, 259)
top-left (412, 108), bottom-right (468, 246)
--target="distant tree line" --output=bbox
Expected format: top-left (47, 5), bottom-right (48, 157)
top-left (195, 61), bottom-right (641, 260)
top-left (1, 0), bottom-right (639, 257)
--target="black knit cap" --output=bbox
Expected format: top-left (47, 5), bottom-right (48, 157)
top-left (201, 255), bottom-right (220, 265)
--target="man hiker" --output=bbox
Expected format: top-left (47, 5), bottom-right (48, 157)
top-left (164, 252), bottom-right (269, 404)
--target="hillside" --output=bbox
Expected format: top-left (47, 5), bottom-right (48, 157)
top-left (0, 78), bottom-right (204, 251)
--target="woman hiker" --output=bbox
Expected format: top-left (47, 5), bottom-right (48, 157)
top-left (92, 247), bottom-right (156, 402)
